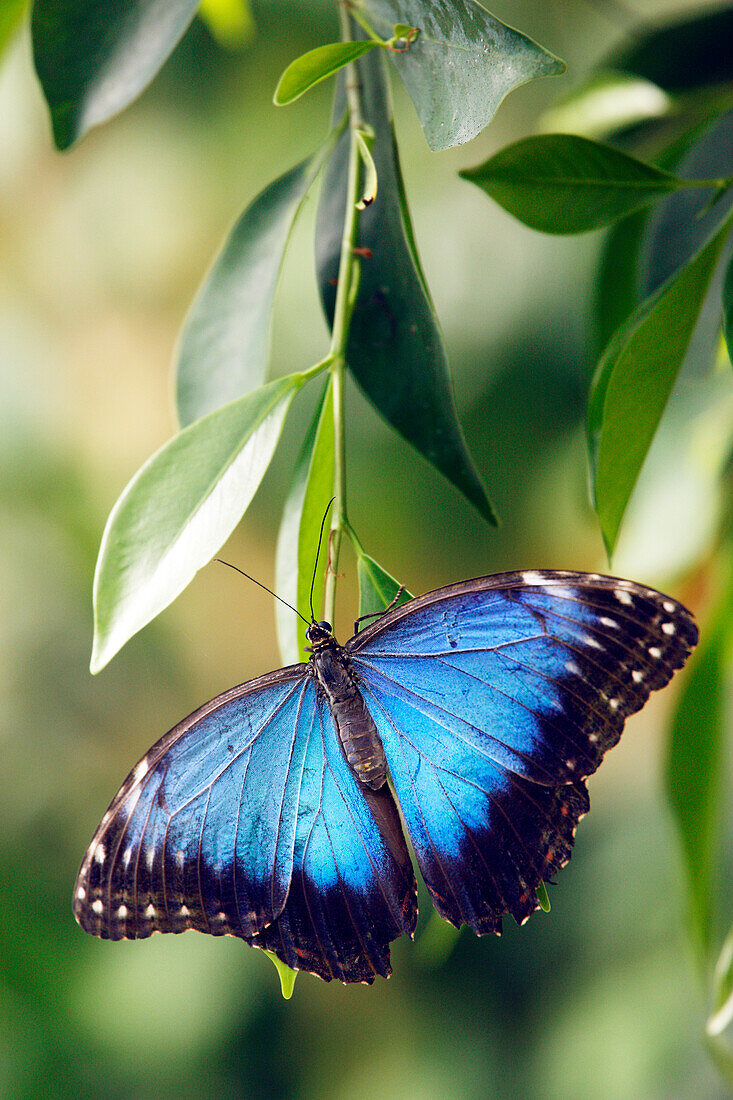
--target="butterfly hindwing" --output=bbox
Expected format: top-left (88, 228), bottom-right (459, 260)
top-left (349, 571), bottom-right (698, 933)
top-left (248, 694), bottom-right (417, 983)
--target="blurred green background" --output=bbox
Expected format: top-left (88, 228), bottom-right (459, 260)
top-left (2, 1), bottom-right (731, 1096)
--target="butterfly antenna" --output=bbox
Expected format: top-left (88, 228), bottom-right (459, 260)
top-left (214, 559), bottom-right (310, 627)
top-left (310, 497), bottom-right (335, 622)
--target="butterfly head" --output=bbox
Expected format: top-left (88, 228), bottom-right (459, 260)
top-left (305, 620), bottom-right (333, 649)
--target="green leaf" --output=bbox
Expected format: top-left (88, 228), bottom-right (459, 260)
top-left (587, 210), bottom-right (733, 555)
top-left (198, 0), bottom-right (254, 49)
top-left (273, 41), bottom-right (377, 106)
top-left (91, 374), bottom-right (305, 672)
top-left (356, 551), bottom-right (412, 620)
top-left (0, 0), bottom-right (27, 59)
top-left (176, 158), bottom-right (317, 426)
top-left (460, 134), bottom-right (702, 235)
top-left (31, 0), bottom-right (200, 149)
top-left (354, 0), bottom-right (564, 150)
top-left (316, 49), bottom-right (497, 526)
top-left (263, 950), bottom-right (297, 999)
top-left (355, 129), bottom-right (377, 210)
top-left (724, 253), bottom-right (733, 364)
top-left (611, 7), bottom-right (733, 97)
top-left (666, 552), bottom-right (733, 959)
top-left (275, 380), bottom-right (334, 665)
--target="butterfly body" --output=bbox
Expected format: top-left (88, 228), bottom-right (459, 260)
top-left (307, 621), bottom-right (388, 790)
top-left (74, 571), bottom-right (698, 983)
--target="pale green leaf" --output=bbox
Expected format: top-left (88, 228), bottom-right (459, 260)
top-left (92, 374), bottom-right (304, 671)
top-left (176, 158), bottom-right (317, 426)
top-left (355, 0), bottom-right (564, 150)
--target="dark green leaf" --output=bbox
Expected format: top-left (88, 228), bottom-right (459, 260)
top-left (273, 41), bottom-right (377, 106)
top-left (91, 374), bottom-right (305, 672)
top-left (275, 380), bottom-right (334, 665)
top-left (31, 0), bottom-right (200, 149)
top-left (611, 8), bottom-right (733, 96)
top-left (587, 210), bottom-right (733, 555)
top-left (316, 49), bottom-right (497, 525)
top-left (666, 553), bottom-right (733, 959)
top-left (461, 134), bottom-right (697, 235)
top-left (176, 158), bottom-right (317, 426)
top-left (356, 551), bottom-right (412, 620)
top-left (594, 210), bottom-right (648, 358)
top-left (724, 253), bottom-right (733, 363)
top-left (355, 0), bottom-right (564, 150)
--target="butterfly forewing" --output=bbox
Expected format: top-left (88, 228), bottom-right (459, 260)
top-left (348, 571), bottom-right (697, 933)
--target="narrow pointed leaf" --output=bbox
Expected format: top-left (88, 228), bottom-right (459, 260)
top-left (461, 134), bottom-right (692, 235)
top-left (355, 0), bottom-right (564, 150)
top-left (355, 129), bottom-right (378, 210)
top-left (666, 553), bottom-right (733, 959)
top-left (31, 0), bottom-right (200, 149)
top-left (316, 49), bottom-right (497, 525)
top-left (587, 211), bottom-right (733, 555)
top-left (724, 253), bottom-right (733, 362)
top-left (176, 159), bottom-right (317, 426)
top-left (273, 41), bottom-right (377, 106)
top-left (92, 374), bottom-right (304, 672)
top-left (275, 380), bottom-right (334, 664)
top-left (263, 950), bottom-right (298, 999)
top-left (356, 552), bottom-right (412, 619)
top-left (708, 926), bottom-right (733, 1038)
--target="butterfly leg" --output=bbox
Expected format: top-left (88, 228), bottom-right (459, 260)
top-left (353, 585), bottom-right (406, 636)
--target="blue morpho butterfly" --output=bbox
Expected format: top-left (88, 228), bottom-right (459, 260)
top-left (74, 561), bottom-right (698, 983)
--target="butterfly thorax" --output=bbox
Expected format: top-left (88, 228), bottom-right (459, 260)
top-left (307, 623), bottom-right (388, 791)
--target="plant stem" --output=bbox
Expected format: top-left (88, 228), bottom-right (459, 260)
top-left (323, 6), bottom-right (367, 626)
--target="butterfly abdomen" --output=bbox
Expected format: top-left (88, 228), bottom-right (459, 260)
top-left (313, 642), bottom-right (388, 790)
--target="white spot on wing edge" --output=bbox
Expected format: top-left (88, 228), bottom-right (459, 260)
top-left (76, 886), bottom-right (86, 900)
top-left (92, 899), bottom-right (104, 915)
top-left (632, 670), bottom-right (644, 684)
top-left (565, 660), bottom-right (581, 675)
top-left (145, 903), bottom-right (156, 919)
top-left (615, 588), bottom-right (633, 605)
top-left (117, 904), bottom-right (128, 919)
top-left (649, 645), bottom-right (662, 659)
top-left (662, 622), bottom-right (676, 635)
top-left (521, 571), bottom-right (545, 585)
top-left (663, 600), bottom-right (676, 613)
top-left (94, 844), bottom-right (105, 864)
top-left (600, 616), bottom-right (619, 629)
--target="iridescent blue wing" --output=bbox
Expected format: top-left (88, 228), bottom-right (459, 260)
top-left (74, 667), bottom-right (416, 983)
top-left (347, 571), bottom-right (698, 934)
